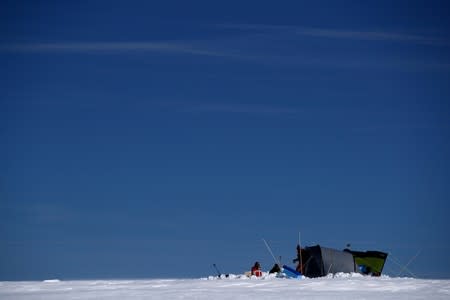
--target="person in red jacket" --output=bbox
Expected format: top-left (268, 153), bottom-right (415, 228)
top-left (251, 261), bottom-right (262, 277)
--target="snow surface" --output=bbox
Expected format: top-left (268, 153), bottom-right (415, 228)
top-left (1, 273), bottom-right (450, 300)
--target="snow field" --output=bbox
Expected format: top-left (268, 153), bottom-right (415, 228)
top-left (1, 273), bottom-right (449, 300)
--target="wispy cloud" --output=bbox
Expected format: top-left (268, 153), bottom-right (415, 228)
top-left (182, 103), bottom-right (301, 115)
top-left (1, 25), bottom-right (448, 71)
top-left (296, 28), bottom-right (448, 45)
top-left (0, 41), bottom-right (234, 57)
top-left (220, 24), bottom-right (450, 46)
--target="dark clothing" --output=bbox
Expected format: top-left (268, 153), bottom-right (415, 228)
top-left (269, 264), bottom-right (281, 274)
top-left (293, 245), bottom-right (309, 274)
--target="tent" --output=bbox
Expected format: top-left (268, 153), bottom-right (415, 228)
top-left (299, 245), bottom-right (388, 278)
top-left (344, 249), bottom-right (388, 276)
top-left (302, 245), bottom-right (357, 278)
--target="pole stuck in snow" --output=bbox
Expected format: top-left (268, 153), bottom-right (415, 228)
top-left (388, 254), bottom-right (418, 278)
top-left (396, 249), bottom-right (422, 277)
top-left (298, 231), bottom-right (303, 273)
top-left (212, 264), bottom-right (222, 277)
top-left (262, 239), bottom-right (281, 265)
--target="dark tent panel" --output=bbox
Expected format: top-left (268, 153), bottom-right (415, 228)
top-left (302, 245), bottom-right (357, 278)
top-left (302, 245), bottom-right (324, 278)
top-left (321, 247), bottom-right (356, 274)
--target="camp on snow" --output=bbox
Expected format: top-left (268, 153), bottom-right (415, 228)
top-left (297, 245), bottom-right (388, 278)
top-left (217, 243), bottom-right (389, 279)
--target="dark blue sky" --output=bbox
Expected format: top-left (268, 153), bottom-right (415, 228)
top-left (1, 0), bottom-right (449, 280)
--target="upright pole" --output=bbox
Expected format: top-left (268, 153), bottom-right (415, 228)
top-left (298, 231), bottom-right (303, 273)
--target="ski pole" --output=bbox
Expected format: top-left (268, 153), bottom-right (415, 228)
top-left (397, 249), bottom-right (421, 277)
top-left (212, 264), bottom-right (222, 277)
top-left (262, 239), bottom-right (281, 265)
top-left (388, 255), bottom-right (417, 278)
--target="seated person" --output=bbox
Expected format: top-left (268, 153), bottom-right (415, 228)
top-left (251, 261), bottom-right (262, 277)
top-left (269, 263), bottom-right (281, 274)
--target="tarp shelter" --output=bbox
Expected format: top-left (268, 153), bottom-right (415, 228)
top-left (302, 245), bottom-right (357, 278)
top-left (344, 249), bottom-right (388, 276)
